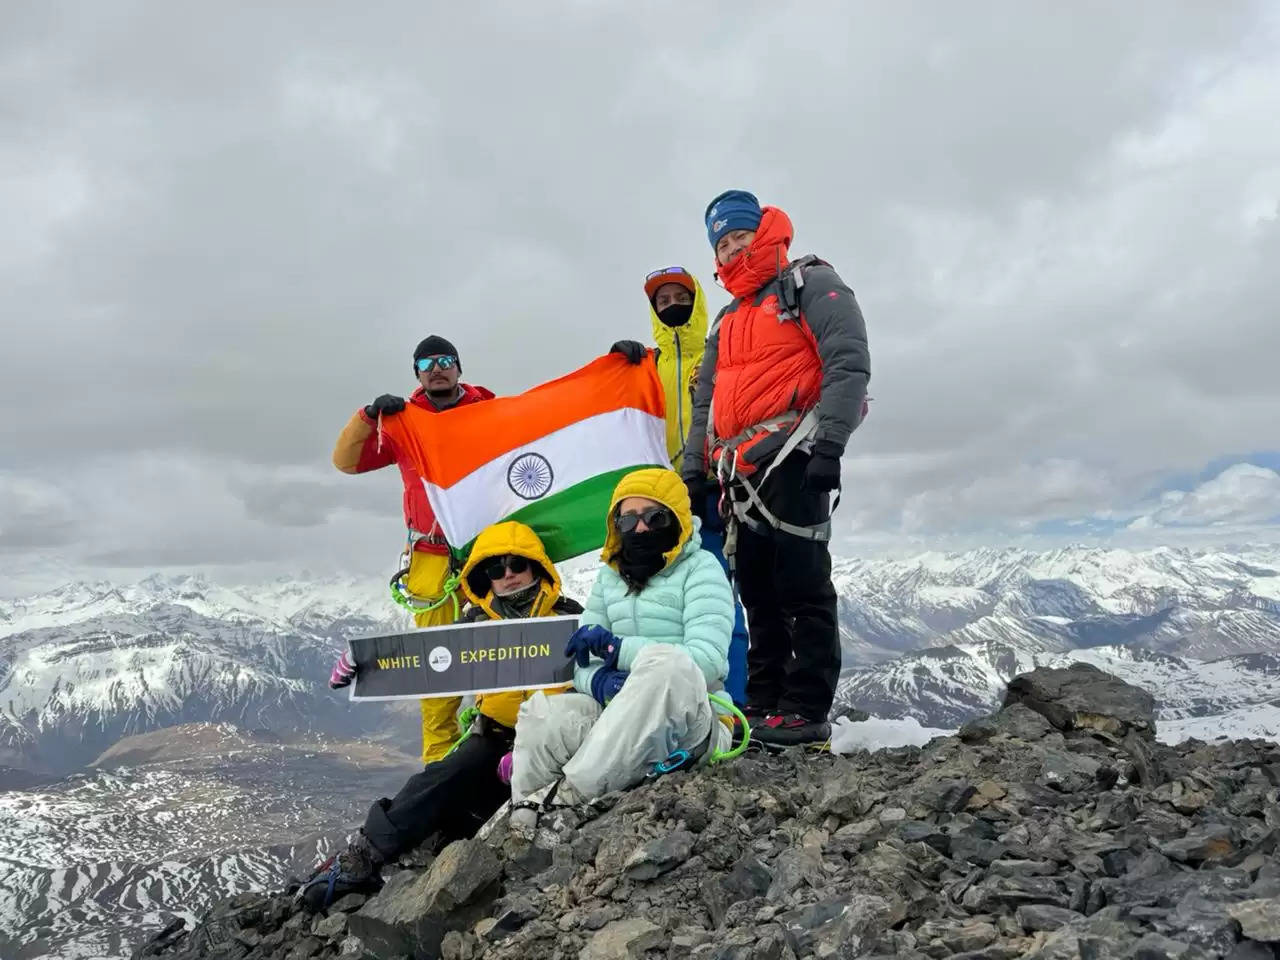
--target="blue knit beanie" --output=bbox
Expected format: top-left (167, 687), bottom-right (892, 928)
top-left (704, 190), bottom-right (763, 249)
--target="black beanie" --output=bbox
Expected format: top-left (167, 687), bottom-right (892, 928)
top-left (413, 335), bottom-right (461, 374)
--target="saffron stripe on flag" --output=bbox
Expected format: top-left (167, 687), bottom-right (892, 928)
top-left (390, 354), bottom-right (667, 489)
top-left (423, 406), bottom-right (668, 549)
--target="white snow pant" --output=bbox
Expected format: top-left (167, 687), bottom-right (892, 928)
top-left (510, 644), bottom-right (731, 802)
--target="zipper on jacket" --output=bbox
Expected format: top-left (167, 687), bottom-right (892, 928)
top-left (675, 336), bottom-right (684, 452)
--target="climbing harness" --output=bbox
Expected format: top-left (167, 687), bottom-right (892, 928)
top-left (645, 693), bottom-right (751, 780)
top-left (387, 536), bottom-right (464, 619)
top-left (710, 406), bottom-right (839, 578)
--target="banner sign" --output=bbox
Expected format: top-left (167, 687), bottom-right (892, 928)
top-left (347, 615), bottom-right (580, 701)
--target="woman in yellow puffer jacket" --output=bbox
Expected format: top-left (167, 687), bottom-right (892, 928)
top-left (300, 521), bottom-right (580, 911)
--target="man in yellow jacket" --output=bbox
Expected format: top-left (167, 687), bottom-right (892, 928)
top-left (302, 521), bottom-right (580, 911)
top-left (611, 266), bottom-right (749, 705)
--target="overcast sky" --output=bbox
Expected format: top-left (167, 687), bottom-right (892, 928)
top-left (2, 1), bottom-right (1278, 593)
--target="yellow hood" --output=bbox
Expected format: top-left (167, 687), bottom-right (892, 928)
top-left (460, 521), bottom-right (561, 620)
top-left (600, 468), bottom-right (695, 574)
top-left (648, 271), bottom-right (711, 472)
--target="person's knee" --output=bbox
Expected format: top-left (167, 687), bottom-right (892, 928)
top-left (628, 644), bottom-right (707, 697)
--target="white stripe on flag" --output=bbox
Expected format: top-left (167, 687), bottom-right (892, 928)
top-left (423, 407), bottom-right (668, 546)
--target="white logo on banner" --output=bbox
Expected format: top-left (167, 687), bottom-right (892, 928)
top-left (428, 646), bottom-right (452, 672)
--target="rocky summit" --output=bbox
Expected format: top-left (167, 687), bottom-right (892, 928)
top-left (135, 663), bottom-right (1280, 960)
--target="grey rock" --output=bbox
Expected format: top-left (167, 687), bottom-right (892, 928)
top-left (489, 895), bottom-right (539, 936)
top-left (582, 906), bottom-right (623, 931)
top-left (1126, 933), bottom-right (1213, 960)
top-left (623, 830), bottom-right (694, 881)
top-left (285, 936), bottom-right (323, 960)
top-left (959, 703), bottom-right (1055, 744)
top-left (1123, 731), bottom-right (1165, 787)
top-left (1003, 663), bottom-right (1156, 738)
top-left (347, 840), bottom-right (501, 959)
top-left (966, 875), bottom-right (1070, 912)
top-left (1016, 905), bottom-right (1084, 932)
top-left (776, 893), bottom-right (905, 958)
top-left (1225, 943), bottom-right (1277, 960)
top-left (1158, 825), bottom-right (1236, 864)
top-left (702, 854), bottom-right (771, 928)
top-left (310, 912), bottom-right (347, 939)
top-left (913, 778), bottom-right (978, 814)
top-left (1228, 897), bottom-right (1280, 941)
top-left (329, 893), bottom-right (368, 913)
top-left (767, 846), bottom-right (824, 900)
top-left (1167, 892), bottom-right (1241, 956)
top-left (579, 918), bottom-right (664, 960)
top-left (816, 762), bottom-right (876, 820)
top-left (950, 834), bottom-right (1008, 866)
top-left (1039, 750), bottom-right (1104, 793)
top-left (940, 920), bottom-right (999, 952)
top-left (990, 859), bottom-right (1057, 877)
top-left (440, 930), bottom-right (476, 960)
top-left (900, 821), bottom-right (951, 854)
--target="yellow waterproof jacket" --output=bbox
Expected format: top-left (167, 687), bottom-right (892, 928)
top-left (650, 273), bottom-right (710, 473)
top-left (418, 521), bottom-right (576, 761)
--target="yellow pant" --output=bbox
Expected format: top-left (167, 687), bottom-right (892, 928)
top-left (407, 550), bottom-right (465, 764)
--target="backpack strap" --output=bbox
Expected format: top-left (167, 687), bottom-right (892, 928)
top-left (776, 254), bottom-right (830, 318)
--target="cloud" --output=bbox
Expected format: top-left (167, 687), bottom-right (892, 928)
top-left (1, 1), bottom-right (1278, 581)
top-left (0, 474), bottom-right (76, 551)
top-left (1128, 463), bottom-right (1280, 530)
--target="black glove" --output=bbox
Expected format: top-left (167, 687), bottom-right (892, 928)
top-left (684, 475), bottom-right (713, 513)
top-left (803, 440), bottom-right (844, 492)
top-left (364, 394), bottom-right (406, 418)
top-left (609, 340), bottom-right (646, 365)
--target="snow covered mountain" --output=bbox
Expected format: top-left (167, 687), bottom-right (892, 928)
top-left (0, 724), bottom-right (417, 960)
top-left (0, 574), bottom-right (413, 776)
top-left (2, 544), bottom-right (1277, 775)
top-left (830, 543), bottom-right (1280, 664)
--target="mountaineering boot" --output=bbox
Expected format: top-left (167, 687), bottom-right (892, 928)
top-left (751, 713), bottom-right (832, 748)
top-left (297, 833), bottom-right (385, 912)
top-left (737, 704), bottom-right (771, 729)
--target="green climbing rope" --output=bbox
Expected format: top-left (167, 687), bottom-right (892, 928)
top-left (707, 693), bottom-right (750, 765)
top-left (389, 571), bottom-right (462, 620)
top-left (444, 705), bottom-right (480, 757)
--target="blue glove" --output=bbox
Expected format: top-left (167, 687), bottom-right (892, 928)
top-left (565, 625), bottom-right (621, 668)
top-left (590, 667), bottom-right (628, 706)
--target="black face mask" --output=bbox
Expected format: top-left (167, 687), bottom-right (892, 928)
top-left (656, 302), bottom-right (694, 328)
top-left (616, 524), bottom-right (681, 590)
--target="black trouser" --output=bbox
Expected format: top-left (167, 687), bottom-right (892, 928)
top-left (733, 451), bottom-right (841, 721)
top-left (362, 725), bottom-right (511, 862)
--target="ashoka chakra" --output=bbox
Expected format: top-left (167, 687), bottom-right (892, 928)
top-left (507, 453), bottom-right (554, 500)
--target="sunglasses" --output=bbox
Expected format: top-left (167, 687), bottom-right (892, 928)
top-left (645, 266), bottom-right (690, 282)
top-left (483, 555), bottom-right (531, 581)
top-left (614, 506), bottom-right (676, 534)
top-left (416, 355), bottom-right (458, 373)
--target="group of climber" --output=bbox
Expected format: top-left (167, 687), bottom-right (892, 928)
top-left (298, 190), bottom-right (870, 910)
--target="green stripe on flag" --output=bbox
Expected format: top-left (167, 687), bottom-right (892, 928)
top-left (506, 464), bottom-right (664, 562)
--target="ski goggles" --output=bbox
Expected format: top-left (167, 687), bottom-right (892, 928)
top-left (416, 355), bottom-right (458, 373)
top-left (613, 505), bottom-right (676, 534)
top-left (482, 555), bottom-right (531, 580)
top-left (643, 266), bottom-right (695, 298)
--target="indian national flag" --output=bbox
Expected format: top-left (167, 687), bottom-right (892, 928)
top-left (378, 353), bottom-right (668, 562)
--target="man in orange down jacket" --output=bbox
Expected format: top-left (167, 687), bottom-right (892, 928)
top-left (332, 334), bottom-right (495, 763)
top-left (682, 190), bottom-right (871, 748)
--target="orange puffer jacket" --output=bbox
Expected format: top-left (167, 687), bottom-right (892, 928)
top-left (684, 206), bottom-right (871, 478)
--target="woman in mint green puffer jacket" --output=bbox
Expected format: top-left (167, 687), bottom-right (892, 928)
top-left (572, 468), bottom-right (733, 696)
top-left (509, 467), bottom-right (734, 808)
